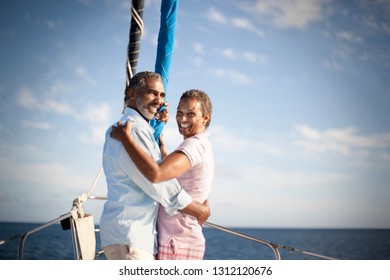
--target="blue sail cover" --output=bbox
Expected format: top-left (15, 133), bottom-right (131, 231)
top-left (150, 0), bottom-right (178, 144)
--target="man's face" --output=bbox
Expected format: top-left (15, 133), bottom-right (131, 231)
top-left (135, 78), bottom-right (165, 121)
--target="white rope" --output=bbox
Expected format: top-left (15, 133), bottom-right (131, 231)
top-left (70, 166), bottom-right (103, 215)
top-left (131, 6), bottom-right (144, 38)
top-left (126, 60), bottom-right (133, 86)
top-left (85, 166), bottom-right (103, 199)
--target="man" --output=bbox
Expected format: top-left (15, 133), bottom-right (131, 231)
top-left (100, 71), bottom-right (209, 260)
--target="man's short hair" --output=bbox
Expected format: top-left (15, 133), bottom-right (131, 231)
top-left (124, 71), bottom-right (162, 101)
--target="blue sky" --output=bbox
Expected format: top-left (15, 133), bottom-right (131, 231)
top-left (0, 0), bottom-right (389, 228)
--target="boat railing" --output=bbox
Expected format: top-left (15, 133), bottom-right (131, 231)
top-left (202, 221), bottom-right (337, 260)
top-left (17, 212), bottom-right (73, 260)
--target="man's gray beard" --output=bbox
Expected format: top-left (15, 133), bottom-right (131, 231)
top-left (136, 97), bottom-right (155, 121)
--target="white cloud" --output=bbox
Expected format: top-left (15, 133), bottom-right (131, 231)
top-left (15, 85), bottom-right (112, 145)
top-left (212, 68), bottom-right (253, 85)
top-left (78, 125), bottom-right (107, 144)
top-left (0, 159), bottom-right (73, 186)
top-left (231, 17), bottom-right (265, 37)
top-left (381, 22), bottom-right (390, 34)
top-left (192, 42), bottom-right (204, 55)
top-left (205, 7), bottom-right (228, 25)
top-left (46, 99), bottom-right (77, 117)
top-left (294, 124), bottom-right (390, 159)
top-left (45, 19), bottom-right (60, 30)
top-left (359, 12), bottom-right (390, 34)
top-left (191, 57), bottom-right (203, 67)
top-left (218, 47), bottom-right (268, 65)
top-left (0, 139), bottom-right (50, 162)
top-left (242, 0), bottom-right (331, 29)
top-left (48, 80), bottom-right (73, 97)
top-left (336, 31), bottom-right (363, 43)
top-left (205, 7), bottom-right (264, 37)
top-left (322, 43), bottom-right (356, 71)
top-left (21, 120), bottom-right (52, 130)
top-left (75, 66), bottom-right (97, 86)
top-left (81, 103), bottom-right (111, 124)
top-left (78, 103), bottom-right (112, 144)
top-left (243, 51), bottom-right (268, 65)
top-left (221, 48), bottom-right (235, 60)
top-left (77, 0), bottom-right (95, 7)
top-left (16, 84), bottom-right (75, 117)
top-left (16, 85), bottom-right (111, 122)
top-left (209, 125), bottom-right (285, 157)
top-left (16, 87), bottom-right (44, 110)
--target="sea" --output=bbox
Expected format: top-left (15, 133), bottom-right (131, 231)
top-left (0, 222), bottom-right (389, 260)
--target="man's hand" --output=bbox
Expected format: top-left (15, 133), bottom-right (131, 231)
top-left (155, 101), bottom-right (169, 123)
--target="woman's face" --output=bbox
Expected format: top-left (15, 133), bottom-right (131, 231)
top-left (176, 97), bottom-right (209, 139)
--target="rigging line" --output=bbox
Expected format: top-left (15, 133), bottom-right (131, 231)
top-left (275, 243), bottom-right (337, 260)
top-left (0, 233), bottom-right (23, 246)
top-left (204, 221), bottom-right (278, 246)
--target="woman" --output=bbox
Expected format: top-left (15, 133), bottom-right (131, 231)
top-left (110, 89), bottom-right (214, 260)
